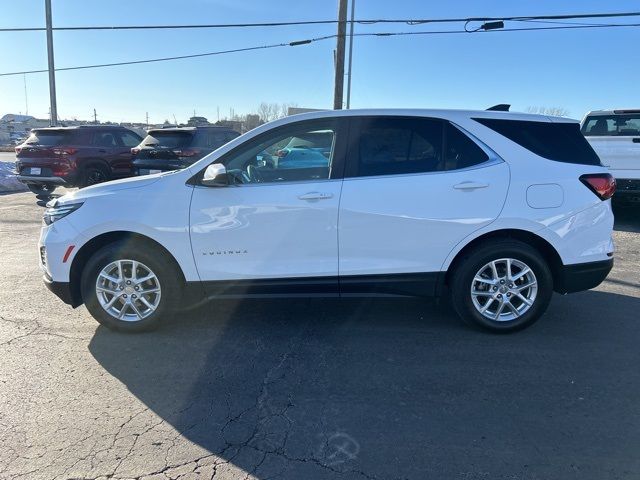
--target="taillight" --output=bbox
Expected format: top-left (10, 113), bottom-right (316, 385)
top-left (52, 147), bottom-right (77, 156)
top-left (15, 146), bottom-right (22, 154)
top-left (131, 147), bottom-right (140, 155)
top-left (172, 148), bottom-right (201, 158)
top-left (276, 149), bottom-right (288, 158)
top-left (580, 173), bottom-right (616, 200)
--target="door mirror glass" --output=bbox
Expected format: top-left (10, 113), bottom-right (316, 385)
top-left (201, 163), bottom-right (228, 187)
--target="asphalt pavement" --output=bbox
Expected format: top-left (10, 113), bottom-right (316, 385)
top-left (0, 190), bottom-right (639, 480)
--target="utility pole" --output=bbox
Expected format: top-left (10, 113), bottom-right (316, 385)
top-left (333, 0), bottom-right (348, 110)
top-left (146, 112), bottom-right (149, 128)
top-left (345, 0), bottom-right (356, 109)
top-left (93, 108), bottom-right (98, 124)
top-left (23, 74), bottom-right (29, 116)
top-left (45, 0), bottom-right (58, 126)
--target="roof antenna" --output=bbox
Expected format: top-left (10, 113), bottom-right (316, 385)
top-left (487, 104), bottom-right (510, 112)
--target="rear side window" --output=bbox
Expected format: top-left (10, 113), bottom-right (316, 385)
top-left (582, 114), bottom-right (640, 136)
top-left (355, 117), bottom-right (443, 177)
top-left (351, 117), bottom-right (489, 178)
top-left (474, 118), bottom-right (601, 166)
top-left (193, 130), bottom-right (237, 148)
top-left (142, 131), bottom-right (193, 148)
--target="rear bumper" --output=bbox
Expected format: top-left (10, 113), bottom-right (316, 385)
top-left (555, 258), bottom-right (613, 294)
top-left (17, 175), bottom-right (68, 185)
top-left (614, 179), bottom-right (640, 199)
top-left (43, 274), bottom-right (80, 307)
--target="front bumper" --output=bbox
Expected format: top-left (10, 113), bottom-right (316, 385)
top-left (43, 274), bottom-right (80, 307)
top-left (555, 258), bottom-right (613, 294)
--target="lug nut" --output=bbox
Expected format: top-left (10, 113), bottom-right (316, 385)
top-left (132, 294), bottom-right (137, 299)
top-left (497, 294), bottom-right (502, 299)
top-left (134, 286), bottom-right (139, 291)
top-left (126, 280), bottom-right (131, 285)
top-left (507, 293), bottom-right (511, 297)
top-left (493, 286), bottom-right (498, 291)
top-left (123, 294), bottom-right (127, 298)
top-left (119, 286), bottom-right (124, 290)
top-left (500, 279), bottom-right (505, 284)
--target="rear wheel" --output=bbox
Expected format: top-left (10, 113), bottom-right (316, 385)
top-left (450, 240), bottom-right (553, 332)
top-left (81, 242), bottom-right (182, 332)
top-left (27, 183), bottom-right (56, 195)
top-left (80, 165), bottom-right (109, 188)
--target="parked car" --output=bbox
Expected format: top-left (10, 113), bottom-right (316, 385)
top-left (15, 125), bottom-right (142, 195)
top-left (581, 109), bottom-right (640, 202)
top-left (132, 126), bottom-right (240, 176)
top-left (39, 109), bottom-right (614, 333)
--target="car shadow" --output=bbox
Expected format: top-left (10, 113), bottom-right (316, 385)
top-left (88, 291), bottom-right (640, 479)
top-left (613, 202), bottom-right (640, 233)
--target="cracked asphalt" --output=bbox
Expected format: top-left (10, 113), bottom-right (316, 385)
top-left (1, 190), bottom-right (640, 480)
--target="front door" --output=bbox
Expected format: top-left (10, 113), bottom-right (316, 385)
top-left (189, 118), bottom-right (347, 295)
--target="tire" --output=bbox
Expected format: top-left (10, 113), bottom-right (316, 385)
top-left (27, 183), bottom-right (56, 195)
top-left (80, 241), bottom-right (182, 332)
top-left (450, 239), bottom-right (553, 333)
top-left (80, 164), bottom-right (109, 188)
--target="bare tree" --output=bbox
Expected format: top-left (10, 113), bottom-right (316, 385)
top-left (256, 102), bottom-right (299, 122)
top-left (526, 106), bottom-right (570, 117)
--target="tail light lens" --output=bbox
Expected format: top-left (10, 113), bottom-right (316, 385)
top-left (52, 147), bottom-right (77, 156)
top-left (172, 148), bottom-right (201, 158)
top-left (131, 147), bottom-right (140, 155)
top-left (15, 146), bottom-right (22, 154)
top-left (580, 173), bottom-right (616, 200)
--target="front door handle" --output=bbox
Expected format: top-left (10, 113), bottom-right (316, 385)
top-left (453, 181), bottom-right (489, 190)
top-left (298, 192), bottom-right (333, 200)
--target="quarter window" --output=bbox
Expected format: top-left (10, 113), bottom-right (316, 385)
top-left (119, 131), bottom-right (142, 147)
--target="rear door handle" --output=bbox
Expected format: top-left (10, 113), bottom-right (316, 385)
top-left (453, 181), bottom-right (489, 190)
top-left (298, 192), bottom-right (333, 200)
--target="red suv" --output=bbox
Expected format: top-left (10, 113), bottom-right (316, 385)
top-left (15, 126), bottom-right (143, 194)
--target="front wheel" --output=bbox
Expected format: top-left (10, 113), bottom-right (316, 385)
top-left (81, 242), bottom-right (182, 332)
top-left (450, 240), bottom-right (553, 333)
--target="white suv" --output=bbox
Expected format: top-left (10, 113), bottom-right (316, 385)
top-left (581, 109), bottom-right (640, 202)
top-left (39, 109), bottom-right (615, 333)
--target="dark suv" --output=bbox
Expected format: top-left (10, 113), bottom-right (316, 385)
top-left (132, 126), bottom-right (240, 176)
top-left (15, 126), bottom-right (142, 194)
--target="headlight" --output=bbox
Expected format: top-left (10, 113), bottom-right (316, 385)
top-left (43, 201), bottom-right (83, 225)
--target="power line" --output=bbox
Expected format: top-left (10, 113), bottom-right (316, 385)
top-left (1, 11), bottom-right (640, 32)
top-left (1, 22), bottom-right (638, 78)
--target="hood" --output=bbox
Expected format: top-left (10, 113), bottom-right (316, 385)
top-left (57, 173), bottom-right (164, 204)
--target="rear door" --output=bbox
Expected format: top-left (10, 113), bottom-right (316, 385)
top-left (582, 114), bottom-right (640, 175)
top-left (338, 116), bottom-right (509, 296)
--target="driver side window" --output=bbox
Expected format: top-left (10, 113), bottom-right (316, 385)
top-left (222, 121), bottom-right (337, 185)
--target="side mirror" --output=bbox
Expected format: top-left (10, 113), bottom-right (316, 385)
top-left (201, 163), bottom-right (228, 187)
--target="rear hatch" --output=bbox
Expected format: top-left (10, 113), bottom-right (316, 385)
top-left (17, 130), bottom-right (74, 159)
top-left (582, 112), bottom-right (640, 174)
top-left (134, 130), bottom-right (195, 161)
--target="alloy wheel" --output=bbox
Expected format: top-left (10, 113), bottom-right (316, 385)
top-left (470, 258), bottom-right (538, 322)
top-left (95, 259), bottom-right (161, 322)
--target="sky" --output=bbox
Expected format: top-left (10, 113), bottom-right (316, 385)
top-left (0, 0), bottom-right (638, 124)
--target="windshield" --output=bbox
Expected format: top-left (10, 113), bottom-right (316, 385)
top-left (142, 131), bottom-right (193, 148)
top-left (582, 114), bottom-right (640, 136)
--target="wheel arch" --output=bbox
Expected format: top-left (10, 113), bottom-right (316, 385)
top-left (68, 231), bottom-right (186, 306)
top-left (443, 228), bottom-right (564, 292)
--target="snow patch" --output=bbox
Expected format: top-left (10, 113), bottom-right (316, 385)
top-left (0, 161), bottom-right (27, 193)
